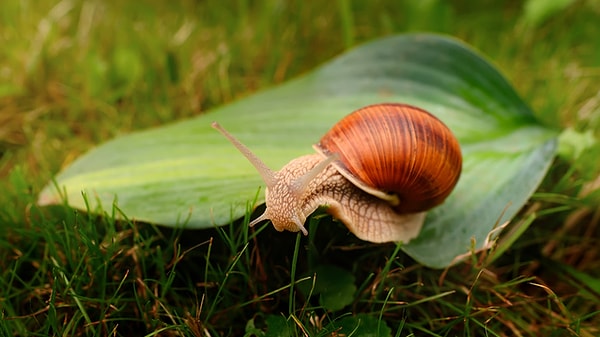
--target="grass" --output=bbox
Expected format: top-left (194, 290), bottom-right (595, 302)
top-left (1, 0), bottom-right (600, 336)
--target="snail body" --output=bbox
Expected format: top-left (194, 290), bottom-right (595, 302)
top-left (211, 103), bottom-right (461, 243)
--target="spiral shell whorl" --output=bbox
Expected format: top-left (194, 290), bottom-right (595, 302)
top-left (315, 103), bottom-right (462, 213)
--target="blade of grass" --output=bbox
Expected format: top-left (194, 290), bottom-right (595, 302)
top-left (205, 242), bottom-right (249, 320)
top-left (50, 256), bottom-right (92, 325)
top-left (289, 232), bottom-right (302, 316)
top-left (337, 0), bottom-right (355, 48)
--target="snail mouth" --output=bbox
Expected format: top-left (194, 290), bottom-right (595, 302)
top-left (272, 217), bottom-right (308, 236)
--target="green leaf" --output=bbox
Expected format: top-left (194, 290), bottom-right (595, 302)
top-left (324, 314), bottom-right (392, 337)
top-left (38, 33), bottom-right (558, 268)
top-left (244, 317), bottom-right (265, 337)
top-left (264, 315), bottom-right (291, 337)
top-left (298, 265), bottom-right (356, 312)
top-left (244, 315), bottom-right (291, 337)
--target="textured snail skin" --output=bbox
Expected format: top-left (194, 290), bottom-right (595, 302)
top-left (264, 154), bottom-right (425, 243)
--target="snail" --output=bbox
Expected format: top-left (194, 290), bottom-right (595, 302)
top-left (211, 103), bottom-right (462, 243)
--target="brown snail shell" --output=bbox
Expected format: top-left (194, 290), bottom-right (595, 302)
top-left (314, 103), bottom-right (462, 213)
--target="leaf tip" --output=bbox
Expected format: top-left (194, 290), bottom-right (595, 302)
top-left (37, 188), bottom-right (61, 206)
